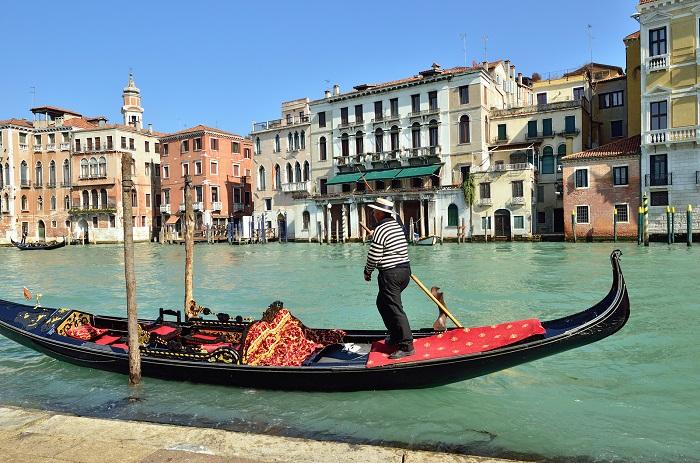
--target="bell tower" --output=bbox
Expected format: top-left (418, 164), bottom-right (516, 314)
top-left (121, 72), bottom-right (144, 130)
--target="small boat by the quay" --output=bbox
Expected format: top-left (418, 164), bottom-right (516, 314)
top-left (10, 239), bottom-right (67, 251)
top-left (0, 251), bottom-right (629, 391)
top-left (414, 235), bottom-right (438, 246)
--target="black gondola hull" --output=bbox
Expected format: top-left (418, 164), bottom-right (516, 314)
top-left (0, 251), bottom-right (630, 391)
top-left (10, 239), bottom-right (67, 250)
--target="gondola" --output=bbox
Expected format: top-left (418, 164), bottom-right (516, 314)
top-left (10, 238), bottom-right (66, 251)
top-left (0, 251), bottom-right (629, 392)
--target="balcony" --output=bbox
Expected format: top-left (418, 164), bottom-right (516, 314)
top-left (69, 202), bottom-right (117, 215)
top-left (509, 196), bottom-right (526, 205)
top-left (233, 203), bottom-right (244, 212)
top-left (476, 198), bottom-right (493, 207)
top-left (60, 181), bottom-right (72, 188)
top-left (34, 182), bottom-right (43, 189)
top-left (645, 173), bottom-right (672, 187)
top-left (334, 156), bottom-right (350, 167)
top-left (19, 143), bottom-right (28, 150)
top-left (646, 54), bottom-right (668, 72)
top-left (558, 128), bottom-right (580, 137)
top-left (491, 98), bottom-right (590, 118)
top-left (160, 204), bottom-right (171, 214)
top-left (646, 126), bottom-right (699, 145)
top-left (405, 146), bottom-right (441, 158)
top-left (46, 143), bottom-right (56, 151)
top-left (76, 175), bottom-right (116, 185)
top-left (33, 145), bottom-right (43, 152)
top-left (281, 181), bottom-right (310, 193)
top-left (60, 143), bottom-right (70, 151)
top-left (492, 136), bottom-right (510, 145)
top-left (74, 145), bottom-right (114, 154)
top-left (338, 119), bottom-right (363, 130)
top-left (47, 181), bottom-right (56, 188)
top-left (211, 201), bottom-right (222, 211)
top-left (525, 131), bottom-right (555, 141)
top-left (408, 107), bottom-right (440, 119)
top-left (193, 202), bottom-right (203, 211)
top-left (20, 180), bottom-right (31, 188)
top-left (371, 113), bottom-right (386, 124)
top-left (472, 163), bottom-right (534, 174)
top-left (252, 114), bottom-right (310, 132)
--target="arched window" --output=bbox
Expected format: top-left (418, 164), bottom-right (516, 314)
top-left (20, 161), bottom-right (28, 184)
top-left (21, 195), bottom-right (28, 211)
top-left (91, 189), bottom-right (99, 209)
top-left (484, 116), bottom-right (489, 141)
top-left (4, 162), bottom-right (9, 186)
top-left (303, 161), bottom-right (310, 181)
top-left (300, 130), bottom-right (306, 149)
top-left (3, 193), bottom-right (9, 212)
top-left (255, 137), bottom-right (261, 154)
top-left (459, 115), bottom-right (470, 144)
top-left (62, 159), bottom-right (70, 184)
top-left (274, 134), bottom-right (280, 153)
top-left (288, 133), bottom-right (293, 151)
top-left (390, 125), bottom-right (399, 151)
top-left (447, 204), bottom-right (459, 227)
top-left (341, 133), bottom-right (349, 157)
top-left (80, 159), bottom-right (88, 178)
top-left (428, 119), bottom-right (438, 148)
top-left (98, 156), bottom-right (107, 177)
top-left (286, 162), bottom-right (293, 183)
top-left (319, 136), bottom-right (327, 161)
top-left (131, 188), bottom-right (137, 207)
top-left (541, 146), bottom-right (554, 174)
top-left (82, 190), bottom-right (89, 208)
top-left (374, 128), bottom-right (384, 153)
top-left (557, 144), bottom-right (566, 171)
top-left (0, 163), bottom-right (4, 188)
top-left (274, 164), bottom-right (281, 189)
top-left (89, 157), bottom-right (98, 177)
top-left (50, 195), bottom-right (56, 210)
top-left (35, 161), bottom-right (43, 186)
top-left (100, 189), bottom-right (107, 208)
top-left (64, 195), bottom-right (70, 210)
top-left (49, 160), bottom-right (56, 186)
top-left (294, 132), bottom-right (300, 150)
top-left (37, 195), bottom-right (43, 211)
top-left (294, 162), bottom-right (301, 182)
top-left (302, 211), bottom-right (310, 230)
top-left (258, 166), bottom-right (266, 190)
top-left (355, 131), bottom-right (364, 155)
top-left (411, 122), bottom-right (421, 148)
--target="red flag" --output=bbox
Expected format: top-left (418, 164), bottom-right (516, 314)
top-left (23, 287), bottom-right (32, 300)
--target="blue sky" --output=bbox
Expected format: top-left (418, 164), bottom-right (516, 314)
top-left (0, 0), bottom-right (639, 136)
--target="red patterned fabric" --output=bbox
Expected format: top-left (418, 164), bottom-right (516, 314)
top-left (150, 325), bottom-right (178, 336)
top-left (94, 334), bottom-right (121, 345)
top-left (191, 333), bottom-right (219, 342)
top-left (243, 309), bottom-right (320, 366)
top-left (65, 323), bottom-right (109, 341)
top-left (198, 342), bottom-right (233, 353)
top-left (303, 327), bottom-right (346, 345)
top-left (367, 318), bottom-right (546, 368)
top-left (111, 343), bottom-right (128, 351)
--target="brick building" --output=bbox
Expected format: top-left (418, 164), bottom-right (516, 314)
top-left (561, 135), bottom-right (641, 240)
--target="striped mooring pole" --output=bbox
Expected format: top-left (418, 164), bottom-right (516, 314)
top-left (671, 206), bottom-right (676, 244)
top-left (687, 205), bottom-right (693, 247)
top-left (571, 209), bottom-right (576, 243)
top-left (666, 206), bottom-right (672, 245)
top-left (637, 206), bottom-right (643, 245)
top-left (613, 208), bottom-right (618, 243)
top-left (642, 193), bottom-right (649, 247)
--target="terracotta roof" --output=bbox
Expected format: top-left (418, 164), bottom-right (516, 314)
top-left (562, 135), bottom-right (641, 161)
top-left (0, 118), bottom-right (33, 128)
top-left (62, 117), bottom-right (98, 129)
top-left (30, 105), bottom-right (82, 116)
top-left (162, 124), bottom-right (245, 139)
top-left (639, 0), bottom-right (656, 4)
top-left (624, 31), bottom-right (640, 41)
top-left (563, 62), bottom-right (624, 78)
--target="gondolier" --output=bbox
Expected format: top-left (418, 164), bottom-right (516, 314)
top-left (364, 198), bottom-right (415, 359)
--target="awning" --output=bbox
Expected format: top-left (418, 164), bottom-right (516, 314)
top-left (326, 172), bottom-right (363, 185)
top-left (165, 216), bottom-right (180, 225)
top-left (362, 168), bottom-right (402, 181)
top-left (394, 164), bottom-right (441, 179)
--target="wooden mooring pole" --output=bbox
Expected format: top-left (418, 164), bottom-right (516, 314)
top-left (121, 153), bottom-right (141, 386)
top-left (688, 205), bottom-right (693, 247)
top-left (184, 175), bottom-right (194, 317)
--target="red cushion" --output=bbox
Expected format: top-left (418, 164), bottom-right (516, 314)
top-left (367, 318), bottom-right (546, 368)
top-left (191, 333), bottom-right (218, 342)
top-left (198, 342), bottom-right (232, 353)
top-left (149, 325), bottom-right (177, 336)
top-left (94, 334), bottom-right (121, 345)
top-left (111, 343), bottom-right (129, 351)
top-left (65, 323), bottom-right (109, 341)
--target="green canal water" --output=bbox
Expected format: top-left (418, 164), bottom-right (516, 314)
top-left (0, 242), bottom-right (698, 462)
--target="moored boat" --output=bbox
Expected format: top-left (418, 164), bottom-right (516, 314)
top-left (414, 235), bottom-right (438, 246)
top-left (0, 251), bottom-right (629, 391)
top-left (10, 239), bottom-right (67, 251)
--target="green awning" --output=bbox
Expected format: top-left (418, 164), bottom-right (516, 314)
top-left (395, 164), bottom-right (441, 179)
top-left (326, 172), bottom-right (363, 185)
top-left (362, 169), bottom-right (403, 181)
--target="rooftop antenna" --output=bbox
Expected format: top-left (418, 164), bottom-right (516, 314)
top-left (29, 86), bottom-right (36, 118)
top-left (459, 33), bottom-right (467, 67)
top-left (586, 24), bottom-right (594, 64)
top-left (482, 35), bottom-right (488, 62)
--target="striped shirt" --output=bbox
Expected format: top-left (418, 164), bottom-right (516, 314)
top-left (364, 218), bottom-right (410, 276)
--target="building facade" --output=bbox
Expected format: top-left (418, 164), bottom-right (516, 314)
top-left (637, 0), bottom-right (700, 234)
top-left (158, 126), bottom-right (253, 238)
top-left (562, 135), bottom-right (641, 240)
top-left (250, 98), bottom-right (313, 240)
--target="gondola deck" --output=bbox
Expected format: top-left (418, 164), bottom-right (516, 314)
top-left (10, 239), bottom-right (67, 251)
top-left (0, 251), bottom-right (630, 391)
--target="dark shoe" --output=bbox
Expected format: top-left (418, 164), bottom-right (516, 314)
top-left (383, 336), bottom-right (397, 346)
top-left (388, 348), bottom-right (416, 359)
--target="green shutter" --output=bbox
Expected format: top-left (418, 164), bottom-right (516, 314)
top-left (565, 116), bottom-right (575, 133)
top-left (498, 124), bottom-right (507, 141)
top-left (543, 119), bottom-right (553, 136)
top-left (527, 121), bottom-right (538, 138)
top-left (447, 204), bottom-right (458, 227)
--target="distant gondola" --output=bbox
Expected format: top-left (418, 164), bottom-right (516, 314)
top-left (10, 239), bottom-right (67, 251)
top-left (0, 251), bottom-right (629, 392)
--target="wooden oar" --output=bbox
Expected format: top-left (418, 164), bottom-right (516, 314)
top-left (410, 274), bottom-right (463, 328)
top-left (359, 222), bottom-right (373, 235)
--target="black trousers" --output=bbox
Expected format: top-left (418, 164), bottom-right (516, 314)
top-left (376, 264), bottom-right (413, 350)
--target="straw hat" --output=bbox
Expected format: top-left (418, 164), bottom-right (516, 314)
top-left (367, 197), bottom-right (396, 215)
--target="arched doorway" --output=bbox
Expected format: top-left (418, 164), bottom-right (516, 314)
top-left (78, 219), bottom-right (89, 244)
top-left (494, 209), bottom-right (511, 240)
top-left (38, 220), bottom-right (46, 240)
top-left (277, 212), bottom-right (287, 241)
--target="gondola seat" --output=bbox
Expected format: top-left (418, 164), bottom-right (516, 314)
top-left (94, 334), bottom-right (122, 345)
top-left (65, 323), bottom-right (109, 341)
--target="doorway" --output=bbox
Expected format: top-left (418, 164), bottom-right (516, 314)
top-left (78, 219), bottom-right (89, 243)
top-left (553, 208), bottom-right (564, 233)
top-left (277, 213), bottom-right (287, 241)
top-left (38, 220), bottom-right (46, 240)
top-left (494, 209), bottom-right (511, 240)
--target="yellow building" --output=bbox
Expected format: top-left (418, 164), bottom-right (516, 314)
top-left (637, 0), bottom-right (700, 234)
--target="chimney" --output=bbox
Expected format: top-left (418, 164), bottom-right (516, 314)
top-left (504, 60), bottom-right (511, 73)
top-left (148, 123), bottom-right (153, 134)
top-left (517, 73), bottom-right (523, 85)
top-left (333, 84), bottom-right (340, 96)
top-left (482, 61), bottom-right (488, 71)
top-left (325, 89), bottom-right (331, 98)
